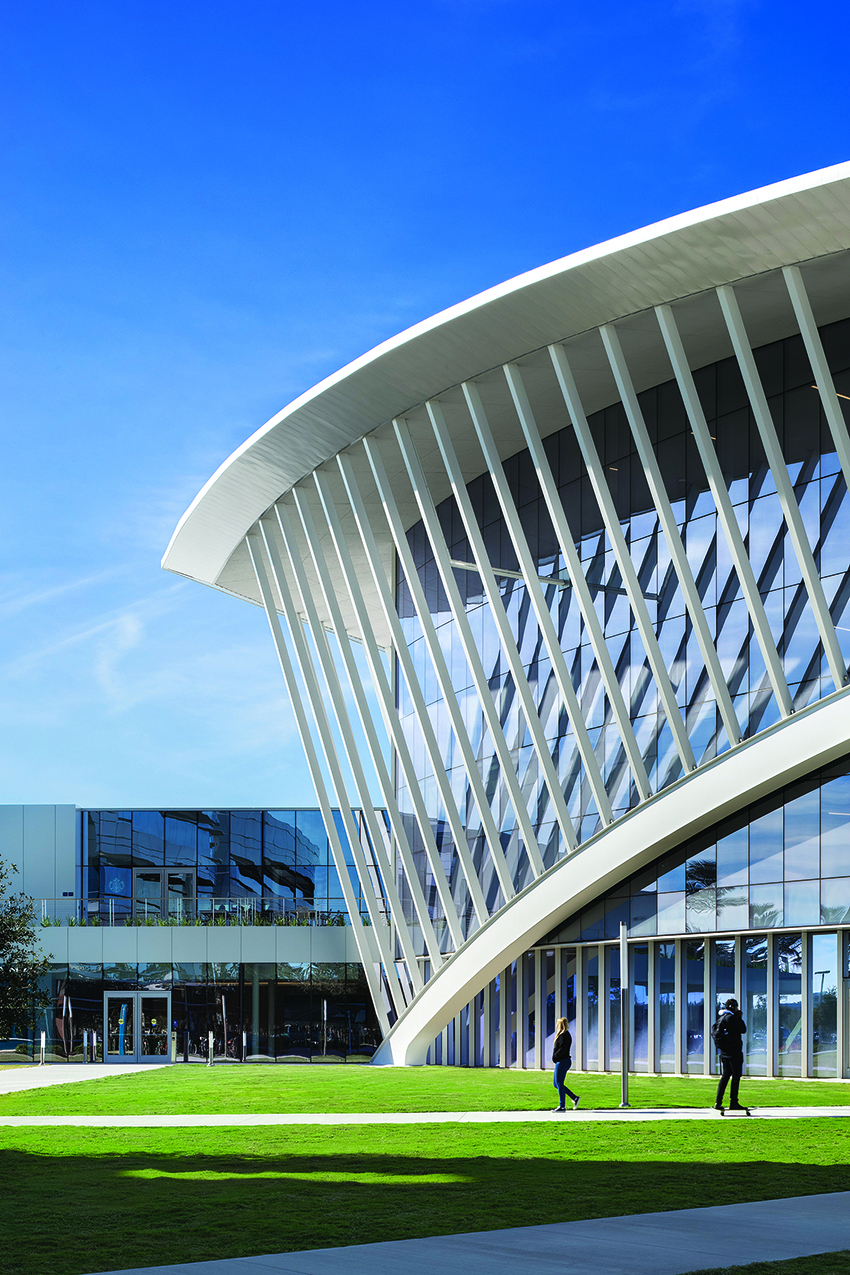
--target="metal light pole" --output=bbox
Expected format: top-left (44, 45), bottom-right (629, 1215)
top-left (619, 921), bottom-right (631, 1108)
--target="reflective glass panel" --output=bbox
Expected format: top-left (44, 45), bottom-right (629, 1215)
top-left (562, 949), bottom-right (577, 1045)
top-left (744, 936), bottom-right (768, 1076)
top-left (821, 877), bottom-right (850, 925)
top-left (716, 827), bottom-right (748, 887)
top-left (633, 944), bottom-right (649, 1070)
top-left (811, 932), bottom-right (838, 1078)
top-left (749, 808), bottom-right (783, 883)
top-left (164, 815), bottom-right (198, 867)
top-left (657, 891), bottom-right (685, 936)
top-left (106, 997), bottom-right (134, 1058)
top-left (658, 942), bottom-right (676, 1073)
top-left (585, 951), bottom-right (599, 1070)
top-left (776, 935), bottom-right (802, 1077)
top-left (132, 811), bottom-right (164, 867)
top-left (140, 996), bottom-right (169, 1058)
top-left (167, 872), bottom-right (194, 917)
top-left (716, 885), bottom-right (748, 932)
top-left (750, 883), bottom-right (783, 929)
top-left (713, 939), bottom-right (736, 1027)
top-left (608, 948), bottom-right (621, 1069)
top-left (134, 871), bottom-right (162, 918)
top-left (783, 880), bottom-right (819, 928)
top-left (685, 941), bottom-right (705, 1074)
top-left (820, 769), bottom-right (850, 877)
top-left (783, 788), bottom-right (819, 880)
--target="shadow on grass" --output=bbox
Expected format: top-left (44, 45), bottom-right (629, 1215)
top-left (2, 1148), bottom-right (850, 1275)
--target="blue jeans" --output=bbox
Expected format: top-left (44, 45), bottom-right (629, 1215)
top-left (553, 1059), bottom-right (578, 1107)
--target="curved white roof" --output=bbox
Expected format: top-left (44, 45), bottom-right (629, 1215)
top-left (163, 161), bottom-right (850, 600)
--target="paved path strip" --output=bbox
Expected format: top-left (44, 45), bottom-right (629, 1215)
top-left (88, 1191), bottom-right (850, 1275)
top-left (1, 1105), bottom-right (849, 1126)
top-left (0, 1065), bottom-right (161, 1095)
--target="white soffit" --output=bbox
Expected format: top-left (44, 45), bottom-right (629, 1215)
top-left (163, 162), bottom-right (850, 603)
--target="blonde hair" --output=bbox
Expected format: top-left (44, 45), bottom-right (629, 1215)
top-left (554, 1017), bottom-right (569, 1036)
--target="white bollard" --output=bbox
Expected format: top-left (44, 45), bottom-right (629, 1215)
top-left (83, 1030), bottom-right (89, 1064)
top-left (207, 1030), bottom-right (214, 1066)
top-left (39, 1031), bottom-right (46, 1066)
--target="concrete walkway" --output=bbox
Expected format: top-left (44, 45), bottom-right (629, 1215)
top-left (1, 1104), bottom-right (849, 1126)
top-left (0, 1064), bottom-right (162, 1095)
top-left (88, 1192), bottom-right (850, 1275)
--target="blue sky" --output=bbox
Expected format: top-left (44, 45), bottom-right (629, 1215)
top-left (0, 0), bottom-right (848, 808)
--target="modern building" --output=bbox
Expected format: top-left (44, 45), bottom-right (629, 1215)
top-left (1, 805), bottom-right (382, 1063)
top-left (160, 162), bottom-right (850, 1079)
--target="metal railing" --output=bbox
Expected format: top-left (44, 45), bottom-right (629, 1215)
top-left (36, 897), bottom-right (352, 928)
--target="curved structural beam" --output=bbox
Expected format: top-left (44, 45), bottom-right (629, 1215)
top-left (653, 303), bottom-right (794, 719)
top-left (244, 531), bottom-right (391, 1036)
top-left (717, 285), bottom-right (848, 692)
top-left (549, 341), bottom-right (696, 776)
top-left (502, 361), bottom-right (652, 802)
top-left (306, 475), bottom-right (464, 950)
top-left (373, 687), bottom-right (850, 1065)
top-left (281, 493), bottom-right (446, 968)
top-left (599, 323), bottom-right (742, 750)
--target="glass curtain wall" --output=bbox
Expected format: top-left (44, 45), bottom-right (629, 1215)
top-left (543, 759), bottom-right (850, 944)
top-left (395, 320), bottom-right (850, 931)
top-left (81, 808), bottom-right (372, 922)
top-left (7, 962), bottom-right (382, 1064)
top-left (424, 929), bottom-right (845, 1079)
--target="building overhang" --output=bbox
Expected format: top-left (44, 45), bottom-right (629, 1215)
top-left (163, 161), bottom-right (850, 643)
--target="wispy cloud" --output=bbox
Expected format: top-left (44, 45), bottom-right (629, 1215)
top-left (0, 566), bottom-right (127, 619)
top-left (0, 582), bottom-right (188, 681)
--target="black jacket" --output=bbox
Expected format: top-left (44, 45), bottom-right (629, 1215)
top-left (715, 1009), bottom-right (746, 1056)
top-left (552, 1030), bottom-right (572, 1063)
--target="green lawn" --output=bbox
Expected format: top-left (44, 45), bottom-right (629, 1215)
top-left (1, 1064), bottom-right (849, 1115)
top-left (2, 1069), bottom-right (849, 1275)
top-left (1, 1119), bottom-right (850, 1275)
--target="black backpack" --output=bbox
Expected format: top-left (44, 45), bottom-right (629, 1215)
top-left (711, 1014), bottom-right (732, 1050)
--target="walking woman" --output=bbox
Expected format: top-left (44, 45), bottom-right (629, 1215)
top-left (551, 1016), bottom-right (580, 1111)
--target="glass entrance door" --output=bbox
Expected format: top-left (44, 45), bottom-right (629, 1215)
top-left (133, 869), bottom-right (195, 920)
top-left (139, 994), bottom-right (169, 1059)
top-left (104, 992), bottom-right (171, 1063)
top-left (105, 993), bottom-right (134, 1060)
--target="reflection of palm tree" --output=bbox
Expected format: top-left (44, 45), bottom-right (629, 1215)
top-left (685, 861), bottom-right (717, 894)
top-left (745, 924), bottom-right (775, 951)
top-left (715, 888), bottom-right (747, 915)
top-left (776, 935), bottom-right (802, 969)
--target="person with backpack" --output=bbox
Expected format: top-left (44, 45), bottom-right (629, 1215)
top-left (712, 997), bottom-right (747, 1111)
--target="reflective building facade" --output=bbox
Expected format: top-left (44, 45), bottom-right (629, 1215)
top-left (165, 164), bottom-right (850, 1077)
top-left (1, 805), bottom-right (382, 1064)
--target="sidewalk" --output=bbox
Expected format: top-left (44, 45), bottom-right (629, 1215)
top-left (1, 1104), bottom-right (849, 1126)
top-left (87, 1191), bottom-right (850, 1275)
top-left (0, 1064), bottom-right (162, 1096)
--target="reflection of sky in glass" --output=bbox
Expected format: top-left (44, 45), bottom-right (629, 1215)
top-left (398, 319), bottom-right (850, 929)
top-left (81, 808), bottom-right (364, 914)
top-left (541, 758), bottom-right (850, 942)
